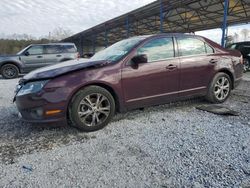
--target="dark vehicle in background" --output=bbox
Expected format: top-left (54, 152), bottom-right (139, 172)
top-left (82, 53), bottom-right (94, 58)
top-left (0, 43), bottom-right (78, 79)
top-left (227, 41), bottom-right (250, 72)
top-left (14, 34), bottom-right (243, 132)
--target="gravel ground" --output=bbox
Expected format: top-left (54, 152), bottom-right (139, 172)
top-left (0, 73), bottom-right (250, 187)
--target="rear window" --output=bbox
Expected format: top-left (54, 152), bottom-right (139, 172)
top-left (177, 37), bottom-right (214, 56)
top-left (45, 45), bottom-right (63, 54)
top-left (63, 45), bottom-right (77, 53)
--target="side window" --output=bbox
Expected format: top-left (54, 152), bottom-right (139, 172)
top-left (27, 46), bottom-right (43, 55)
top-left (137, 37), bottom-right (174, 62)
top-left (63, 45), bottom-right (77, 53)
top-left (177, 37), bottom-right (206, 56)
top-left (45, 45), bottom-right (63, 54)
top-left (205, 43), bottom-right (214, 54)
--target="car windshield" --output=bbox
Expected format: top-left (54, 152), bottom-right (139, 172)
top-left (16, 45), bottom-right (31, 55)
top-left (90, 37), bottom-right (145, 62)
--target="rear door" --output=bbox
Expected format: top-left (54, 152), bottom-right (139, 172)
top-left (122, 37), bottom-right (180, 109)
top-left (44, 45), bottom-right (64, 65)
top-left (62, 44), bottom-right (78, 60)
top-left (176, 36), bottom-right (216, 97)
top-left (20, 45), bottom-right (45, 72)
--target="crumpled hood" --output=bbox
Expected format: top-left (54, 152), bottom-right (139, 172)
top-left (23, 58), bottom-right (112, 82)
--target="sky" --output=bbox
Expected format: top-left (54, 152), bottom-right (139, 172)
top-left (0, 0), bottom-right (155, 38)
top-left (0, 0), bottom-right (250, 43)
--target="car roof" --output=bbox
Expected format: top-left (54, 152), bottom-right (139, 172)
top-left (30, 43), bottom-right (75, 46)
top-left (129, 33), bottom-right (201, 40)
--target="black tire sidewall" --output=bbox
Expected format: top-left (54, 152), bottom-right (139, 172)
top-left (69, 86), bottom-right (115, 132)
top-left (207, 73), bottom-right (232, 103)
top-left (1, 64), bottom-right (19, 79)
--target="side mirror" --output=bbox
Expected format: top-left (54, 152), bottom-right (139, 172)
top-left (131, 54), bottom-right (148, 65)
top-left (24, 51), bottom-right (30, 56)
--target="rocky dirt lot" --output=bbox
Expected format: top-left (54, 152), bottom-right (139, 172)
top-left (0, 73), bottom-right (250, 187)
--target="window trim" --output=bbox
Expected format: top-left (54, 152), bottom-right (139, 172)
top-left (205, 42), bottom-right (214, 54)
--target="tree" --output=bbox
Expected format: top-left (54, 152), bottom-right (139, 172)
top-left (233, 32), bottom-right (239, 43)
top-left (241, 29), bottom-right (249, 41)
top-left (48, 27), bottom-right (73, 41)
top-left (225, 35), bottom-right (234, 46)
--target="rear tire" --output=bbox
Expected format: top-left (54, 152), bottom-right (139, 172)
top-left (68, 86), bottom-right (115, 132)
top-left (206, 72), bottom-right (232, 103)
top-left (1, 64), bottom-right (19, 79)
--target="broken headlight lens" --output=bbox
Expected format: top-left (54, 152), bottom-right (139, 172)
top-left (16, 80), bottom-right (48, 96)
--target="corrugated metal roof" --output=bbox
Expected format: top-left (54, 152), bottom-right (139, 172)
top-left (63, 0), bottom-right (250, 50)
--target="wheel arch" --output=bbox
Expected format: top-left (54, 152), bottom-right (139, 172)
top-left (216, 69), bottom-right (235, 89)
top-left (67, 82), bottom-right (121, 114)
top-left (0, 61), bottom-right (21, 73)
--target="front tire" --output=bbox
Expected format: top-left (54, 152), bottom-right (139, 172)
top-left (1, 64), bottom-right (19, 79)
top-left (206, 72), bottom-right (232, 103)
top-left (68, 86), bottom-right (115, 132)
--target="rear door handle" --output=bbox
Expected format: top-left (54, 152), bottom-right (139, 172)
top-left (56, 55), bottom-right (62, 57)
top-left (209, 59), bottom-right (218, 64)
top-left (37, 55), bottom-right (43, 58)
top-left (166, 64), bottom-right (177, 70)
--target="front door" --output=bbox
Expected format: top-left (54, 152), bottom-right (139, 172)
top-left (122, 37), bottom-right (180, 109)
top-left (20, 45), bottom-right (45, 72)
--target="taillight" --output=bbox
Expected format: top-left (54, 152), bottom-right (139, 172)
top-left (240, 55), bottom-right (243, 64)
top-left (77, 52), bottom-right (80, 59)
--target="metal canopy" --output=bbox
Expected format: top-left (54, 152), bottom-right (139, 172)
top-left (62, 0), bottom-right (250, 54)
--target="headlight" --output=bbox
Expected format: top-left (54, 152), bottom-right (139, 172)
top-left (16, 80), bottom-right (49, 96)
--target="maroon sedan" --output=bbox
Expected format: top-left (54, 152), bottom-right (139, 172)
top-left (14, 34), bottom-right (243, 131)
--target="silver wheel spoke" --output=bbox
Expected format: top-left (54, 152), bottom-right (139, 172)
top-left (95, 94), bottom-right (102, 107)
top-left (85, 96), bottom-right (94, 107)
top-left (215, 83), bottom-right (220, 88)
top-left (215, 90), bottom-right (220, 97)
top-left (214, 76), bottom-right (230, 101)
top-left (98, 107), bottom-right (110, 116)
top-left (77, 93), bottom-right (111, 127)
top-left (78, 110), bottom-right (92, 117)
top-left (95, 113), bottom-right (100, 123)
top-left (220, 90), bottom-right (225, 99)
top-left (90, 114), bottom-right (96, 126)
top-left (80, 100), bottom-right (92, 108)
top-left (221, 77), bottom-right (225, 85)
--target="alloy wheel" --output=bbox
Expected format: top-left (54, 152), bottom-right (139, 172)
top-left (214, 76), bottom-right (230, 101)
top-left (3, 66), bottom-right (17, 78)
top-left (77, 93), bottom-right (111, 127)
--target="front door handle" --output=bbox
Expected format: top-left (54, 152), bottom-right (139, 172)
top-left (37, 55), bottom-right (43, 58)
top-left (56, 55), bottom-right (62, 57)
top-left (209, 59), bottom-right (218, 64)
top-left (166, 64), bottom-right (177, 70)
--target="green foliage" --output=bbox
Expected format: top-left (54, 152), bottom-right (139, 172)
top-left (0, 39), bottom-right (57, 55)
